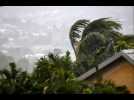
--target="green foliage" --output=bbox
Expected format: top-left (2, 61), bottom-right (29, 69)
top-left (0, 51), bottom-right (130, 94)
top-left (114, 36), bottom-right (134, 52)
top-left (69, 17), bottom-right (134, 75)
top-left (81, 18), bottom-right (122, 40)
top-left (0, 52), bottom-right (84, 94)
top-left (82, 88), bottom-right (92, 94)
top-left (31, 51), bottom-right (87, 94)
top-left (92, 80), bottom-right (129, 94)
top-left (0, 62), bottom-right (33, 94)
top-left (0, 17), bottom-right (132, 94)
top-left (69, 19), bottom-right (90, 56)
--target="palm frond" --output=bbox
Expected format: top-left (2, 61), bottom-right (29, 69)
top-left (69, 19), bottom-right (90, 56)
top-left (82, 18), bottom-right (122, 39)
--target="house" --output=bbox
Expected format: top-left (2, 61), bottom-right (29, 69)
top-left (77, 49), bottom-right (134, 93)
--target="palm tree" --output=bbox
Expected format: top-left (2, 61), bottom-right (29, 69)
top-left (69, 18), bottom-right (123, 74)
top-left (69, 18), bottom-right (122, 59)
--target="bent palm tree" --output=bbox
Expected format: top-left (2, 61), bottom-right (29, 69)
top-left (69, 18), bottom-right (123, 74)
top-left (69, 18), bottom-right (122, 58)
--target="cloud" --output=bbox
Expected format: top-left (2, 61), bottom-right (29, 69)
top-left (32, 32), bottom-right (47, 37)
top-left (21, 18), bottom-right (27, 23)
top-left (1, 49), bottom-right (8, 54)
top-left (8, 37), bottom-right (14, 41)
top-left (3, 23), bottom-right (18, 29)
top-left (2, 42), bottom-right (22, 49)
top-left (31, 45), bottom-right (54, 54)
top-left (24, 53), bottom-right (45, 59)
top-left (0, 28), bottom-right (6, 33)
top-left (52, 10), bottom-right (59, 14)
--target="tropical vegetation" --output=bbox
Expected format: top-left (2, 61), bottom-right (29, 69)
top-left (0, 17), bottom-right (133, 94)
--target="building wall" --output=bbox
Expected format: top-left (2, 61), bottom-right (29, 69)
top-left (102, 61), bottom-right (134, 93)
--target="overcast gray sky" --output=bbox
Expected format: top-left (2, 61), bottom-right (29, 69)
top-left (0, 6), bottom-right (134, 61)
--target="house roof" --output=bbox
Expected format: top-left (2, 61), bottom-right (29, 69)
top-left (77, 49), bottom-right (134, 81)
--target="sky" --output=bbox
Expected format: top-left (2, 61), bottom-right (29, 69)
top-left (0, 6), bottom-right (133, 67)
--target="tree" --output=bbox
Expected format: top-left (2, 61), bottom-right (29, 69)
top-left (31, 51), bottom-right (87, 94)
top-left (0, 62), bottom-right (33, 94)
top-left (0, 52), bottom-right (129, 94)
top-left (69, 18), bottom-right (133, 75)
top-left (0, 52), bottom-right (92, 94)
top-left (114, 35), bottom-right (134, 52)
